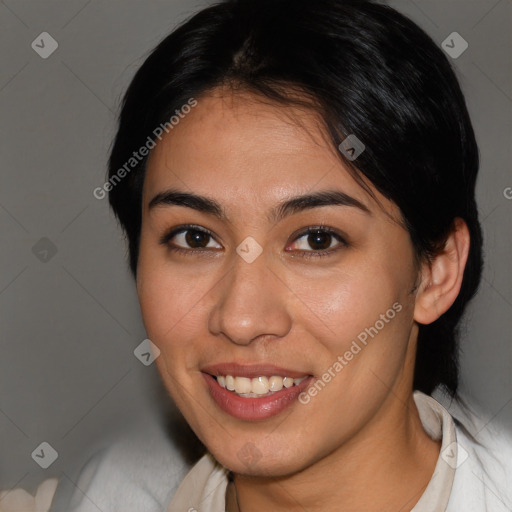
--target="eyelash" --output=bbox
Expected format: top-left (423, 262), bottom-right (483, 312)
top-left (159, 223), bottom-right (348, 259)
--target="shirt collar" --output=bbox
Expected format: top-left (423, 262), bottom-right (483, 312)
top-left (411, 391), bottom-right (457, 512)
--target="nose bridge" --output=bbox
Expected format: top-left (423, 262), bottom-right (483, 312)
top-left (208, 252), bottom-right (291, 345)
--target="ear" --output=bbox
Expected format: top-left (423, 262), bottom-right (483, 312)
top-left (414, 218), bottom-right (470, 325)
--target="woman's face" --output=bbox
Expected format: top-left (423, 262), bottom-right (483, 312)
top-left (137, 89), bottom-right (421, 476)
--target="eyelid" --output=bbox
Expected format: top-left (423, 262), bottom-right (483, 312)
top-left (286, 225), bottom-right (348, 256)
top-left (159, 224), bottom-right (220, 247)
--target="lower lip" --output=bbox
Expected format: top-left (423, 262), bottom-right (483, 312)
top-left (202, 373), bottom-right (314, 421)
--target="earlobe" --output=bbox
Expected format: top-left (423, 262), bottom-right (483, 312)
top-left (413, 218), bottom-right (470, 325)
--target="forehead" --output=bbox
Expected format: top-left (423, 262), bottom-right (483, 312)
top-left (143, 89), bottom-right (395, 219)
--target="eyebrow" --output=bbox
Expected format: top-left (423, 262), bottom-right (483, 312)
top-left (148, 188), bottom-right (371, 223)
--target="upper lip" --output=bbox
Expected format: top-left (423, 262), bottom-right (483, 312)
top-left (202, 363), bottom-right (311, 379)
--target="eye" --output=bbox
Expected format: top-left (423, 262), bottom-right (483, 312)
top-left (287, 227), bottom-right (348, 258)
top-left (160, 225), bottom-right (222, 252)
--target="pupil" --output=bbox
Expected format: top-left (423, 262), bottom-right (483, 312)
top-left (186, 230), bottom-right (209, 248)
top-left (308, 232), bottom-right (331, 250)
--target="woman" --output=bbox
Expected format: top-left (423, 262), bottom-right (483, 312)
top-left (104, 0), bottom-right (512, 509)
top-left (17, 0), bottom-right (512, 511)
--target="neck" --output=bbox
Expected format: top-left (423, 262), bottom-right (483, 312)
top-left (232, 391), bottom-right (440, 512)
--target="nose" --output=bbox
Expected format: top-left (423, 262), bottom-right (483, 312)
top-left (208, 252), bottom-right (292, 346)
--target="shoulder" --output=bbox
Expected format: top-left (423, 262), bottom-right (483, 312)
top-left (49, 419), bottom-right (193, 512)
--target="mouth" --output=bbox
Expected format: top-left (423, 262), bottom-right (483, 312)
top-left (201, 364), bottom-right (314, 421)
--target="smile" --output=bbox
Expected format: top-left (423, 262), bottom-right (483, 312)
top-left (201, 364), bottom-right (314, 421)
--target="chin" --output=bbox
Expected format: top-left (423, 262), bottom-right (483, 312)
top-left (208, 439), bottom-right (313, 478)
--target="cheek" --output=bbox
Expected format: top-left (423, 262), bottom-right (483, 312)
top-left (289, 248), bottom-right (415, 390)
top-left (293, 264), bottom-right (405, 346)
top-left (137, 263), bottom-right (208, 409)
top-left (291, 270), bottom-right (413, 427)
top-left (139, 275), bottom-right (200, 347)
top-left (136, 249), bottom-right (225, 373)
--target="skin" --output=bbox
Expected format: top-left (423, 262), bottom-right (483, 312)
top-left (136, 87), bottom-right (470, 511)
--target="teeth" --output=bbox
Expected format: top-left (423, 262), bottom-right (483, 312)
top-left (269, 376), bottom-right (283, 392)
top-left (252, 376), bottom-right (269, 395)
top-left (234, 377), bottom-right (252, 394)
top-left (282, 377), bottom-right (294, 388)
top-left (215, 374), bottom-right (308, 397)
top-left (226, 375), bottom-right (235, 391)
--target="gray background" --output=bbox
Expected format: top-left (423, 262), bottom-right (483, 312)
top-left (1, 0), bottom-right (511, 497)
